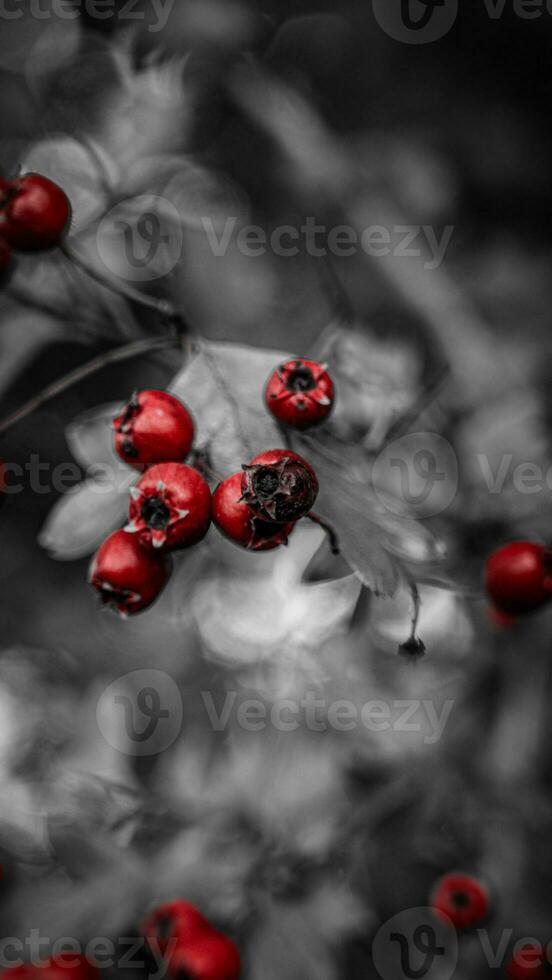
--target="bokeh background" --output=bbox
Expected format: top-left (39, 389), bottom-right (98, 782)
top-left (1, 1), bottom-right (552, 978)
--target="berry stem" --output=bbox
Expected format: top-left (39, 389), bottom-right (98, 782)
top-left (409, 582), bottom-right (421, 639)
top-left (60, 242), bottom-right (188, 336)
top-left (0, 336), bottom-right (178, 435)
top-left (305, 512), bottom-right (340, 555)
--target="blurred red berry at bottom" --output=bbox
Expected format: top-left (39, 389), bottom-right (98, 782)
top-left (169, 931), bottom-right (241, 980)
top-left (506, 943), bottom-right (551, 979)
top-left (2, 955), bottom-right (99, 980)
top-left (0, 237), bottom-right (11, 274)
top-left (430, 872), bottom-right (490, 929)
top-left (141, 900), bottom-right (209, 955)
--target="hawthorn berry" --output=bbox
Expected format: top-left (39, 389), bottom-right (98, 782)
top-left (264, 357), bottom-right (334, 428)
top-left (241, 448), bottom-right (318, 523)
top-left (485, 541), bottom-right (552, 616)
top-left (89, 529), bottom-right (171, 616)
top-left (113, 390), bottom-right (195, 472)
top-left (126, 462), bottom-right (211, 552)
top-left (170, 930), bottom-right (241, 980)
top-left (506, 943), bottom-right (551, 979)
top-left (0, 237), bottom-right (11, 275)
top-left (212, 472), bottom-right (295, 550)
top-left (430, 872), bottom-right (490, 930)
top-left (0, 174), bottom-right (71, 251)
top-left (2, 955), bottom-right (99, 980)
top-left (141, 899), bottom-right (210, 954)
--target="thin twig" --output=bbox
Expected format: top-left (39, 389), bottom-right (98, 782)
top-left (0, 336), bottom-right (178, 435)
top-left (60, 242), bottom-right (188, 333)
top-left (306, 512), bottom-right (340, 555)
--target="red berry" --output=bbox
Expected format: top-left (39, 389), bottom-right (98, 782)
top-left (113, 390), bottom-right (195, 472)
top-left (212, 473), bottom-right (295, 550)
top-left (241, 448), bottom-right (318, 523)
top-left (2, 955), bottom-right (99, 980)
top-left (89, 529), bottom-right (171, 616)
top-left (0, 237), bottom-right (11, 275)
top-left (141, 900), bottom-right (209, 955)
top-left (506, 943), bottom-right (550, 979)
top-left (0, 174), bottom-right (71, 251)
top-left (170, 931), bottom-right (241, 980)
top-left (265, 357), bottom-right (334, 428)
top-left (127, 462), bottom-right (211, 552)
top-left (430, 872), bottom-right (490, 930)
top-left (486, 541), bottom-right (552, 616)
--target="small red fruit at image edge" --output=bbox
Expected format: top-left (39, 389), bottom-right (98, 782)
top-left (113, 389), bottom-right (195, 471)
top-left (127, 462), bottom-right (211, 552)
top-left (2, 955), bottom-right (99, 980)
top-left (89, 529), bottom-right (171, 616)
top-left (241, 448), bottom-right (318, 523)
top-left (486, 541), bottom-right (552, 616)
top-left (506, 943), bottom-right (551, 979)
top-left (0, 174), bottom-right (71, 251)
top-left (430, 872), bottom-right (490, 929)
top-left (0, 237), bottom-right (11, 275)
top-left (265, 357), bottom-right (334, 428)
top-left (141, 899), bottom-right (241, 980)
top-left (212, 472), bottom-right (295, 550)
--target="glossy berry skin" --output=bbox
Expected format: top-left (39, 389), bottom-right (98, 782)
top-left (265, 358), bottom-right (334, 429)
top-left (141, 900), bottom-right (210, 955)
top-left (430, 873), bottom-right (489, 930)
top-left (113, 390), bottom-right (195, 472)
top-left (485, 541), bottom-right (552, 616)
top-left (127, 462), bottom-right (211, 552)
top-left (89, 529), bottom-right (171, 616)
top-left (212, 473), bottom-right (295, 551)
top-left (0, 174), bottom-right (71, 251)
top-left (170, 931), bottom-right (241, 980)
top-left (241, 449), bottom-right (318, 523)
top-left (506, 944), bottom-right (550, 979)
top-left (2, 955), bottom-right (99, 980)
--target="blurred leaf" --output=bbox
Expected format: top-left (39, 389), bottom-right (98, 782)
top-left (21, 136), bottom-right (111, 235)
top-left (0, 308), bottom-right (65, 398)
top-left (247, 901), bottom-right (336, 980)
top-left (170, 341), bottom-right (289, 474)
top-left (39, 471), bottom-right (133, 560)
top-left (297, 436), bottom-right (445, 596)
top-left (65, 401), bottom-right (123, 469)
top-left (163, 163), bottom-right (249, 232)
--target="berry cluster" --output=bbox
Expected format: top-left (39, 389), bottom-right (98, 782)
top-left (0, 173), bottom-right (71, 275)
top-left (141, 899), bottom-right (240, 980)
top-left (89, 359), bottom-right (333, 617)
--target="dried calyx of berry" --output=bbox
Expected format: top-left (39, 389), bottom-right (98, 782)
top-left (265, 358), bottom-right (334, 429)
top-left (398, 636), bottom-right (426, 659)
top-left (126, 462), bottom-right (211, 553)
top-left (241, 449), bottom-right (319, 523)
top-left (212, 472), bottom-right (295, 550)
